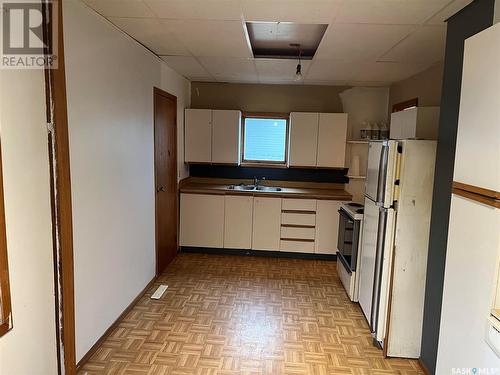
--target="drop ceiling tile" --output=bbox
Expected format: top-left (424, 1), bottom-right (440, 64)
top-left (109, 17), bottom-right (190, 55)
top-left (335, 0), bottom-right (450, 25)
top-left (82, 0), bottom-right (154, 18)
top-left (255, 59), bottom-right (311, 81)
top-left (145, 0), bottom-right (243, 21)
top-left (315, 23), bottom-right (414, 61)
top-left (160, 56), bottom-right (213, 80)
top-left (353, 61), bottom-right (429, 83)
top-left (380, 25), bottom-right (446, 63)
top-left (426, 0), bottom-right (473, 24)
top-left (162, 19), bottom-right (252, 58)
top-left (241, 0), bottom-right (342, 23)
top-left (198, 57), bottom-right (258, 82)
top-left (306, 60), bottom-right (361, 82)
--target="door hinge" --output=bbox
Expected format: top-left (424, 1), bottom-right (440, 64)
top-left (47, 122), bottom-right (55, 134)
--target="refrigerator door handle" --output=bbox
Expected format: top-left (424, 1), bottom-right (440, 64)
top-left (370, 207), bottom-right (388, 333)
top-left (376, 143), bottom-right (389, 205)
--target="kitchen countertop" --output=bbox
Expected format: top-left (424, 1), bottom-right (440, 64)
top-left (179, 177), bottom-right (352, 201)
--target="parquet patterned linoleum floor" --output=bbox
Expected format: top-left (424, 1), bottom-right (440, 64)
top-left (79, 253), bottom-right (424, 375)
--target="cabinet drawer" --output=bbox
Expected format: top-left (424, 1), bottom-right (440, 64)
top-left (281, 212), bottom-right (316, 226)
top-left (280, 240), bottom-right (315, 253)
top-left (282, 198), bottom-right (316, 211)
top-left (281, 226), bottom-right (315, 240)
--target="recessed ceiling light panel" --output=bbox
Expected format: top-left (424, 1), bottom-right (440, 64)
top-left (246, 22), bottom-right (328, 60)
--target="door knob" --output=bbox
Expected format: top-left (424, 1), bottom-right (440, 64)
top-left (157, 186), bottom-right (166, 192)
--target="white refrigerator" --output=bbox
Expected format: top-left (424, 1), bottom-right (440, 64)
top-left (435, 23), bottom-right (500, 371)
top-left (358, 139), bottom-right (437, 358)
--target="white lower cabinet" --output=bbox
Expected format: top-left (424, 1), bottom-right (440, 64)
top-left (180, 193), bottom-right (343, 255)
top-left (315, 200), bottom-right (342, 254)
top-left (252, 197), bottom-right (282, 251)
top-left (224, 195), bottom-right (253, 249)
top-left (180, 193), bottom-right (224, 248)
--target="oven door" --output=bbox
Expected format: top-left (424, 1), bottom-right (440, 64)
top-left (337, 208), bottom-right (355, 272)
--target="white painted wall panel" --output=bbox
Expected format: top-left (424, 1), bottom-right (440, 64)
top-left (0, 66), bottom-right (58, 375)
top-left (64, 0), bottom-right (190, 361)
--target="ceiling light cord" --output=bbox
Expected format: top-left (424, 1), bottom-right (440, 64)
top-left (295, 46), bottom-right (303, 82)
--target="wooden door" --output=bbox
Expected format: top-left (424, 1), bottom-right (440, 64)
top-left (154, 88), bottom-right (178, 274)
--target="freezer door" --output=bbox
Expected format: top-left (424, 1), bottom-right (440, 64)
top-left (358, 197), bottom-right (379, 327)
top-left (365, 142), bottom-right (385, 203)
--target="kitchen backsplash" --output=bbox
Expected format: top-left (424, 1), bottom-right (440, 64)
top-left (189, 164), bottom-right (349, 183)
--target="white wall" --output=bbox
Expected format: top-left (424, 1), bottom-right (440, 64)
top-left (63, 0), bottom-right (190, 361)
top-left (0, 70), bottom-right (58, 373)
top-left (339, 87), bottom-right (390, 202)
top-left (436, 197), bottom-right (500, 372)
top-left (161, 64), bottom-right (191, 180)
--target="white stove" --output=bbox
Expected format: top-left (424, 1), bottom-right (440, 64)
top-left (337, 202), bottom-right (364, 302)
top-left (340, 202), bottom-right (364, 220)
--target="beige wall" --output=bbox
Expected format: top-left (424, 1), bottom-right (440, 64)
top-left (389, 62), bottom-right (444, 111)
top-left (191, 82), bottom-right (349, 113)
top-left (64, 0), bottom-right (190, 361)
top-left (0, 70), bottom-right (58, 373)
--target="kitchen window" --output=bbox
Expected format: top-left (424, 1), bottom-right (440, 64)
top-left (242, 113), bottom-right (289, 165)
top-left (0, 144), bottom-right (12, 338)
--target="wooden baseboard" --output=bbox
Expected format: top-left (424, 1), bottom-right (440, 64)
top-left (418, 358), bottom-right (432, 375)
top-left (76, 276), bottom-right (158, 371)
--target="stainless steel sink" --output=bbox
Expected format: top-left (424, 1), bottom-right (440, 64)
top-left (256, 186), bottom-right (282, 192)
top-left (227, 184), bottom-right (282, 192)
top-left (227, 184), bottom-right (256, 191)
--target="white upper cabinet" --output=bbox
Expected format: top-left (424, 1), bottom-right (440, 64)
top-left (390, 107), bottom-right (440, 140)
top-left (289, 112), bottom-right (319, 167)
top-left (317, 113), bottom-right (348, 168)
top-left (212, 110), bottom-right (241, 165)
top-left (289, 112), bottom-right (348, 168)
top-left (185, 109), bottom-right (212, 163)
top-left (185, 108), bottom-right (241, 164)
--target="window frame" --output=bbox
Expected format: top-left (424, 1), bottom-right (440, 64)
top-left (241, 112), bottom-right (290, 167)
top-left (0, 142), bottom-right (12, 338)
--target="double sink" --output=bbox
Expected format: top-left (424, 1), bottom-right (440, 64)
top-left (227, 184), bottom-right (282, 192)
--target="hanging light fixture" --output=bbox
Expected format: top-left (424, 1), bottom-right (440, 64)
top-left (290, 43), bottom-right (303, 82)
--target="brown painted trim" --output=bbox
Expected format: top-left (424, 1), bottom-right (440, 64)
top-left (242, 111), bottom-right (290, 119)
top-left (280, 238), bottom-right (315, 243)
top-left (453, 181), bottom-right (500, 199)
top-left (392, 98), bottom-right (419, 113)
top-left (281, 224), bottom-right (315, 229)
top-left (418, 358), bottom-right (432, 375)
top-left (452, 181), bottom-right (500, 209)
top-left (44, 1), bottom-right (77, 373)
top-left (153, 87), bottom-right (179, 276)
top-left (281, 210), bottom-right (316, 214)
top-left (0, 142), bottom-right (12, 338)
top-left (76, 276), bottom-right (158, 372)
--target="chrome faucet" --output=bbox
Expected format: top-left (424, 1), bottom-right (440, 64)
top-left (254, 176), bottom-right (266, 188)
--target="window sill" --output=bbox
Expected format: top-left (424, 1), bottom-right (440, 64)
top-left (240, 162), bottom-right (288, 169)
